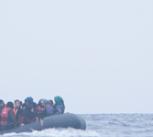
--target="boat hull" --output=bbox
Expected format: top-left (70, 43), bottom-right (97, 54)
top-left (0, 113), bottom-right (86, 134)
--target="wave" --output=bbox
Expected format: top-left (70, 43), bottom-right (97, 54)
top-left (2, 128), bottom-right (100, 137)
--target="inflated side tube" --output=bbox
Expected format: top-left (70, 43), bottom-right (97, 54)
top-left (0, 113), bottom-right (86, 134)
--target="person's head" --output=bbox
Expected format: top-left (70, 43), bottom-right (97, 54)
top-left (20, 101), bottom-right (23, 106)
top-left (39, 99), bottom-right (47, 107)
top-left (49, 100), bottom-right (54, 105)
top-left (14, 99), bottom-right (21, 108)
top-left (45, 100), bottom-right (53, 107)
top-left (25, 97), bottom-right (34, 108)
top-left (54, 96), bottom-right (64, 105)
top-left (25, 97), bottom-right (33, 103)
top-left (7, 102), bottom-right (14, 109)
top-left (0, 100), bottom-right (4, 110)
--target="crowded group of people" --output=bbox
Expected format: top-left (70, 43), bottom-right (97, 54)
top-left (0, 96), bottom-right (65, 131)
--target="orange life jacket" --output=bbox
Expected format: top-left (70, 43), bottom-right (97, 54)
top-left (0, 106), bottom-right (10, 126)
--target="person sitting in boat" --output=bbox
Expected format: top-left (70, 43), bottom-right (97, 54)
top-left (0, 102), bottom-right (15, 130)
top-left (6, 102), bottom-right (15, 129)
top-left (0, 100), bottom-right (5, 130)
top-left (22, 97), bottom-right (37, 124)
top-left (45, 100), bottom-right (55, 116)
top-left (36, 99), bottom-right (47, 119)
top-left (0, 100), bottom-right (5, 113)
top-left (54, 96), bottom-right (65, 114)
top-left (13, 100), bottom-right (24, 126)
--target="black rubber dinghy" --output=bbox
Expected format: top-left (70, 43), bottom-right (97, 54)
top-left (0, 113), bottom-right (86, 134)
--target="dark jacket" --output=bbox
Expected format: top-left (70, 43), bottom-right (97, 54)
top-left (54, 104), bottom-right (65, 114)
top-left (22, 103), bottom-right (37, 124)
top-left (14, 107), bottom-right (24, 126)
top-left (7, 109), bottom-right (15, 129)
top-left (36, 105), bottom-right (46, 118)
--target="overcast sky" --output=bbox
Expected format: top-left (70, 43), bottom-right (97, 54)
top-left (0, 0), bottom-right (153, 114)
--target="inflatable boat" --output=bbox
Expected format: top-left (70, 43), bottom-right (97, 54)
top-left (0, 113), bottom-right (86, 134)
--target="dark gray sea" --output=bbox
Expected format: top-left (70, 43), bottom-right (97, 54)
top-left (1, 114), bottom-right (153, 137)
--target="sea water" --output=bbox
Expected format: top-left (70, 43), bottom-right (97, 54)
top-left (1, 114), bottom-right (153, 137)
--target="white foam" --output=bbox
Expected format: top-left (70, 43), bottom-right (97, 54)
top-left (2, 128), bottom-right (100, 137)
